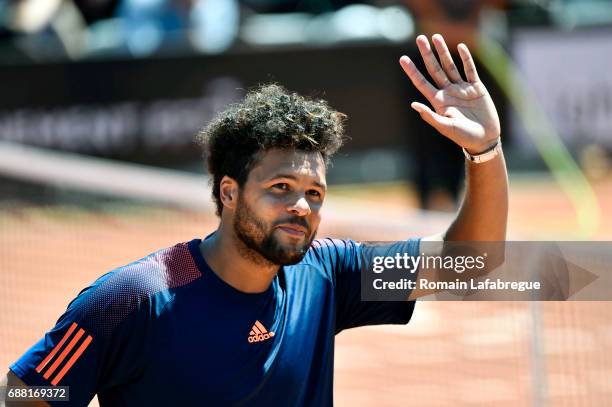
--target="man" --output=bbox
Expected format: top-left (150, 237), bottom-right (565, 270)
top-left (2, 34), bottom-right (507, 406)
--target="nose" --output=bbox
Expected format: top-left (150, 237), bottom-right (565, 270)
top-left (288, 196), bottom-right (311, 217)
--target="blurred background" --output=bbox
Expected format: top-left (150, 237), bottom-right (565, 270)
top-left (1, 0), bottom-right (612, 405)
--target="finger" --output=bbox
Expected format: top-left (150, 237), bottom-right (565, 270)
top-left (416, 35), bottom-right (450, 88)
top-left (431, 34), bottom-right (463, 83)
top-left (411, 102), bottom-right (457, 142)
top-left (399, 56), bottom-right (438, 102)
top-left (457, 43), bottom-right (480, 83)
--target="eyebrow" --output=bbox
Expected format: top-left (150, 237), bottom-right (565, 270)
top-left (269, 174), bottom-right (327, 190)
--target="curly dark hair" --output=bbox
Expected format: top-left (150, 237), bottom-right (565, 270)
top-left (196, 83), bottom-right (347, 216)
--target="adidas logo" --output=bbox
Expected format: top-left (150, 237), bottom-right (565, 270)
top-left (248, 320), bottom-right (275, 343)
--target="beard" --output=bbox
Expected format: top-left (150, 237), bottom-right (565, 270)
top-left (233, 194), bottom-right (316, 266)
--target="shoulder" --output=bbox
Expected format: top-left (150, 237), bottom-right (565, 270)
top-left (66, 241), bottom-right (202, 336)
top-left (299, 238), bottom-right (422, 274)
top-left (286, 238), bottom-right (362, 283)
top-left (303, 238), bottom-right (361, 265)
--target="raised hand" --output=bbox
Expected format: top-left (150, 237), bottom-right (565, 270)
top-left (400, 34), bottom-right (500, 154)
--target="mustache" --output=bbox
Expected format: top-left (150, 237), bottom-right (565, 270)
top-left (274, 217), bottom-right (311, 233)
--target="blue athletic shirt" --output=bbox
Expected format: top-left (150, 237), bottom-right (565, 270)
top-left (10, 236), bottom-right (420, 406)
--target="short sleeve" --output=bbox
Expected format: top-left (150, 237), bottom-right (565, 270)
top-left (311, 238), bottom-right (421, 334)
top-left (9, 271), bottom-right (152, 407)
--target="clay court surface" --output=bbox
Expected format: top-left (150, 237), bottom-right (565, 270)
top-left (2, 176), bottom-right (612, 406)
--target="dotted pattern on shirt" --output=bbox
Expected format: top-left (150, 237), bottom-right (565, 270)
top-left (74, 242), bottom-right (202, 337)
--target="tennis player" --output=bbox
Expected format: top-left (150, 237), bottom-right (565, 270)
top-left (2, 34), bottom-right (507, 406)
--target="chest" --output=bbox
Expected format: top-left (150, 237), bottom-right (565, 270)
top-left (140, 275), bottom-right (336, 404)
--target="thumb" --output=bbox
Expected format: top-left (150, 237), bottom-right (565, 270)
top-left (411, 102), bottom-right (455, 140)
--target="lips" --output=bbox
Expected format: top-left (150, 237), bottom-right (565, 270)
top-left (276, 224), bottom-right (308, 236)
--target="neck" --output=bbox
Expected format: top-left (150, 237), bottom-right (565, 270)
top-left (199, 222), bottom-right (279, 294)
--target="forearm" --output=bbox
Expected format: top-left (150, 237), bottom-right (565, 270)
top-left (444, 148), bottom-right (508, 241)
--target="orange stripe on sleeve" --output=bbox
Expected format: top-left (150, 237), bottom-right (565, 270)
top-left (43, 328), bottom-right (85, 380)
top-left (51, 335), bottom-right (93, 386)
top-left (254, 321), bottom-right (267, 333)
top-left (36, 322), bottom-right (78, 373)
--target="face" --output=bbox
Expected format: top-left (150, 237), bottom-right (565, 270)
top-left (231, 148), bottom-right (326, 265)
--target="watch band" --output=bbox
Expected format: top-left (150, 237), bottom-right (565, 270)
top-left (463, 138), bottom-right (502, 164)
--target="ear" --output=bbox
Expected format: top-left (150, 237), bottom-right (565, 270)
top-left (219, 175), bottom-right (239, 211)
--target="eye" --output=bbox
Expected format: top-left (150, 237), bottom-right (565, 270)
top-left (272, 183), bottom-right (290, 191)
top-left (307, 189), bottom-right (322, 198)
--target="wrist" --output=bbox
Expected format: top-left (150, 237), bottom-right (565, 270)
top-left (465, 138), bottom-right (500, 155)
top-left (463, 137), bottom-right (502, 164)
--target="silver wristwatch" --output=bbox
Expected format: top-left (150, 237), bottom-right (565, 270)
top-left (463, 138), bottom-right (502, 164)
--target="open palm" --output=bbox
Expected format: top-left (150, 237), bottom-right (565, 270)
top-left (400, 34), bottom-right (500, 154)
